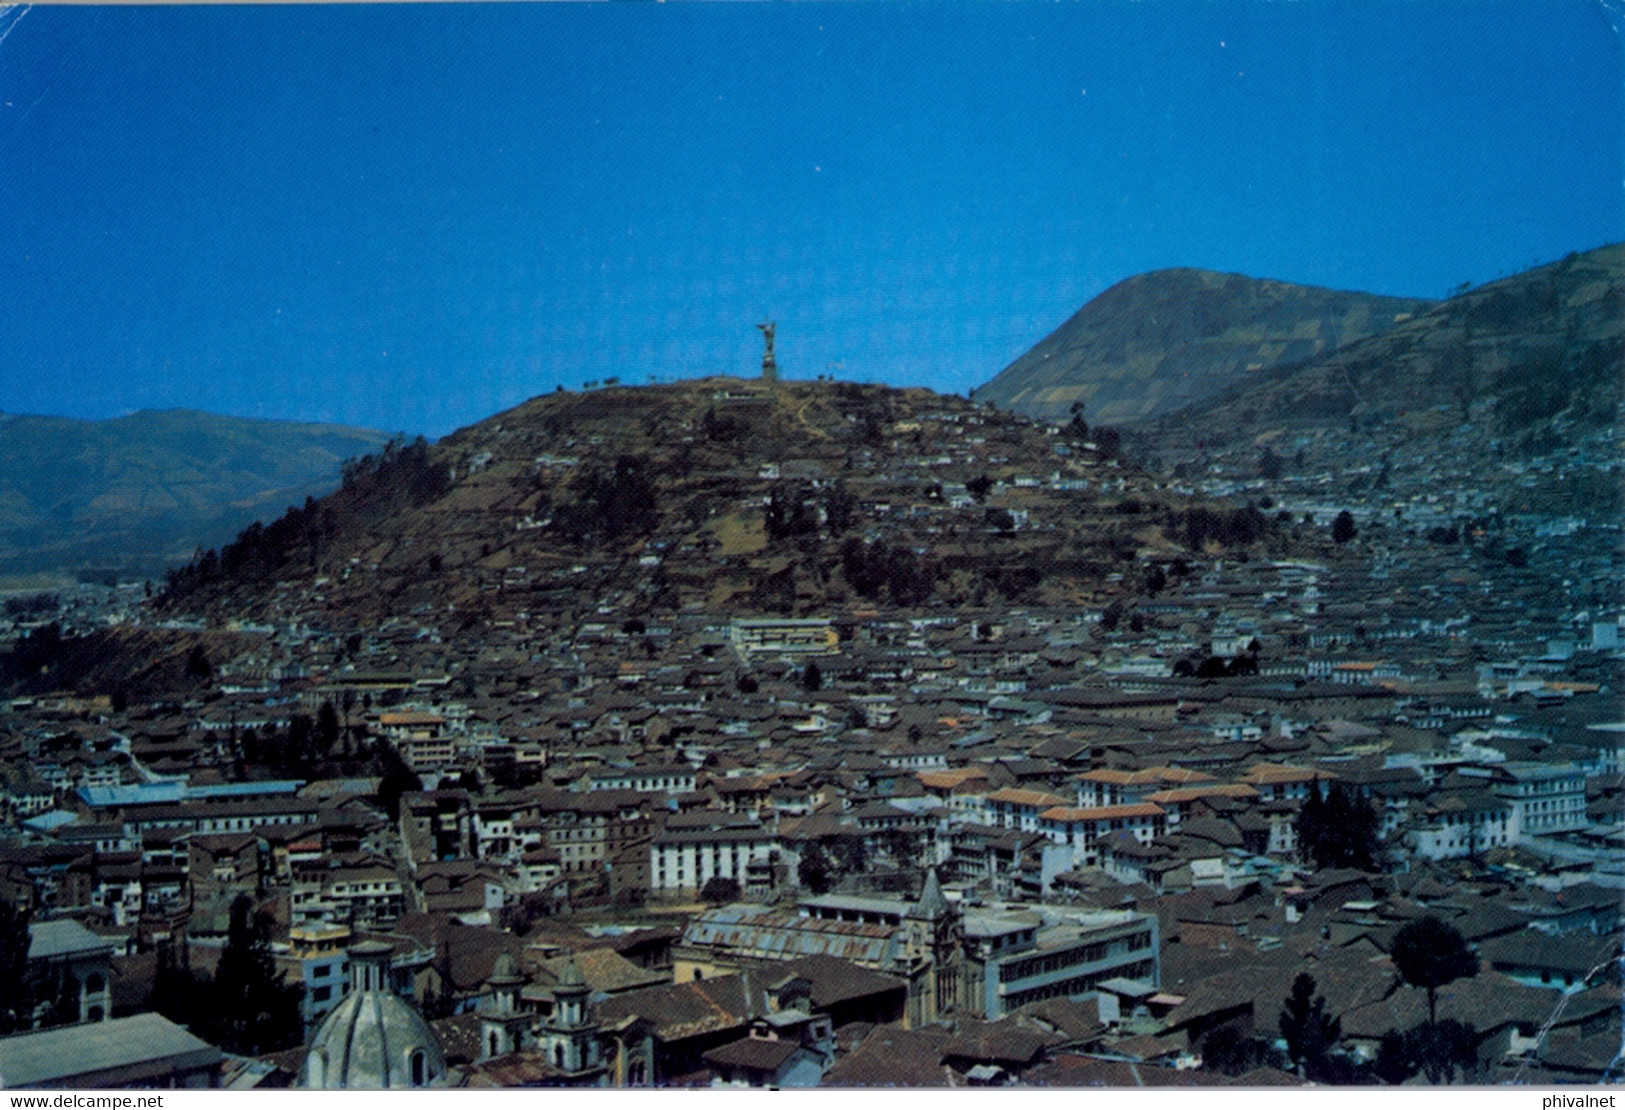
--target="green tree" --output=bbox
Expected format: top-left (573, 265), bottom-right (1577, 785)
top-left (317, 700), bottom-right (341, 750)
top-left (185, 643), bottom-right (212, 679)
top-left (1372, 1029), bottom-right (1416, 1085)
top-left (1065, 401), bottom-right (1089, 440)
top-left (148, 943), bottom-right (206, 1032)
top-left (1296, 780), bottom-right (1380, 871)
top-left (701, 877), bottom-right (740, 905)
top-left (0, 902), bottom-right (34, 1034)
top-left (801, 661), bottom-right (823, 692)
top-left (376, 739), bottom-right (424, 822)
top-left (797, 844), bottom-right (835, 895)
top-left (1391, 917), bottom-right (1479, 1026)
top-left (1331, 510), bottom-right (1358, 544)
top-left (201, 895), bottom-right (303, 1056)
top-left (1279, 972), bottom-right (1341, 1079)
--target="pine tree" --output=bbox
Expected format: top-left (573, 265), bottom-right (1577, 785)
top-left (1279, 972), bottom-right (1341, 1079)
top-left (1296, 780), bottom-right (1380, 871)
top-left (203, 896), bottom-right (303, 1056)
top-left (0, 901), bottom-right (35, 1034)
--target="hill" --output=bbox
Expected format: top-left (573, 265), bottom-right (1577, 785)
top-left (1146, 243), bottom-right (1625, 492)
top-left (0, 410), bottom-right (394, 577)
top-left (972, 268), bottom-right (1435, 426)
top-left (158, 379), bottom-right (1307, 630)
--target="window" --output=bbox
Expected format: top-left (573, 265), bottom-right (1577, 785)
top-left (409, 1048), bottom-right (428, 1087)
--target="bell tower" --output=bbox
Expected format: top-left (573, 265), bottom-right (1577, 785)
top-left (480, 953), bottom-right (530, 1061)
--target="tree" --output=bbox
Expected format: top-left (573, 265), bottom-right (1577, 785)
top-left (1296, 780), bottom-right (1380, 871)
top-left (0, 901), bottom-right (34, 1034)
top-left (797, 844), bottom-right (835, 895)
top-left (1065, 400), bottom-right (1089, 440)
top-left (701, 876), bottom-right (740, 905)
top-left (317, 701), bottom-right (341, 750)
top-left (185, 643), bottom-right (212, 679)
top-left (1373, 1020), bottom-right (1479, 1084)
top-left (1372, 1029), bottom-right (1416, 1085)
top-left (1200, 1026), bottom-right (1282, 1076)
top-left (1331, 510), bottom-right (1358, 544)
top-left (149, 942), bottom-right (206, 1033)
top-left (877, 827), bottom-right (917, 867)
top-left (965, 474), bottom-right (993, 502)
top-left (1410, 1019), bottom-right (1480, 1083)
top-left (376, 740), bottom-right (424, 823)
top-left (822, 483), bottom-right (856, 535)
top-left (801, 661), bottom-right (823, 692)
top-left (1391, 916), bottom-right (1479, 1026)
top-left (202, 895), bottom-right (303, 1056)
top-left (1279, 972), bottom-right (1341, 1079)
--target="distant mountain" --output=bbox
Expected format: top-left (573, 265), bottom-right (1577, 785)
top-left (0, 410), bottom-right (394, 576)
top-left (972, 268), bottom-right (1436, 425)
top-left (157, 378), bottom-right (1310, 627)
top-left (1152, 243), bottom-right (1625, 455)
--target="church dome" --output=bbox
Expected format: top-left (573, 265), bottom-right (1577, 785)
top-left (300, 988), bottom-right (447, 1088)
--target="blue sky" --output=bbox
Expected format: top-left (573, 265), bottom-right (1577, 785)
top-left (1, 1), bottom-right (1619, 438)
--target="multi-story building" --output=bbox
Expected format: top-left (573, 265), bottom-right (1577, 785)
top-left (729, 618), bottom-right (838, 660)
top-left (25, 920), bottom-right (114, 1026)
top-left (291, 857), bottom-right (406, 929)
top-left (650, 823), bottom-right (779, 900)
top-left (280, 924), bottom-right (352, 1031)
top-left (1406, 788), bottom-right (1514, 860)
top-left (960, 906), bottom-right (1160, 1019)
top-left (1035, 803), bottom-right (1168, 868)
top-left (582, 765), bottom-right (697, 795)
top-left (983, 788), bottom-right (1068, 833)
top-left (1483, 761), bottom-right (1589, 840)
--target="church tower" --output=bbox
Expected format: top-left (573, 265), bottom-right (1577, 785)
top-left (539, 957), bottom-right (606, 1083)
top-left (902, 868), bottom-right (962, 1027)
top-left (480, 953), bottom-right (531, 1061)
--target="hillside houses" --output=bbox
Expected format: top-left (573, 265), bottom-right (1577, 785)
top-left (1, 475), bottom-right (1619, 1087)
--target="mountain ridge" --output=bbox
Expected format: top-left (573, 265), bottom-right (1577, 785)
top-left (973, 267), bottom-right (1436, 426)
top-left (0, 408), bottom-right (394, 577)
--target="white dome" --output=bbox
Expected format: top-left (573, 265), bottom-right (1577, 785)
top-left (300, 989), bottom-right (447, 1089)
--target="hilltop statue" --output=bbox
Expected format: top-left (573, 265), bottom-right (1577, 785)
top-left (757, 319), bottom-right (778, 382)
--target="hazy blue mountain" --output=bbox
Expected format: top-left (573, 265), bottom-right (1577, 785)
top-left (0, 409), bottom-right (394, 576)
